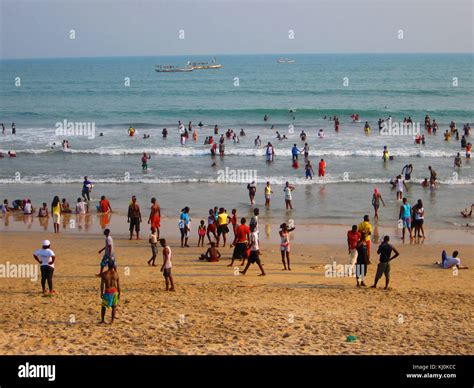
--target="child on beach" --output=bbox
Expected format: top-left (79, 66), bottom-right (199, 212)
top-left (38, 203), bottom-right (49, 217)
top-left (283, 182), bottom-right (295, 209)
top-left (207, 209), bottom-right (217, 243)
top-left (264, 182), bottom-right (273, 207)
top-left (280, 223), bottom-right (295, 271)
top-left (160, 239), bottom-right (175, 291)
top-left (371, 236), bottom-right (400, 290)
top-left (240, 224), bottom-right (265, 276)
top-left (356, 233), bottom-right (369, 287)
top-left (199, 242), bottom-right (221, 262)
top-left (197, 220), bottom-right (206, 247)
top-left (148, 227), bottom-right (158, 266)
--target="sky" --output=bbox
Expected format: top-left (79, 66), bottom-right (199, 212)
top-left (0, 0), bottom-right (472, 59)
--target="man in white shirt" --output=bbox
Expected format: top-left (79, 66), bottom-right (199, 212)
top-left (33, 240), bottom-right (56, 294)
top-left (240, 224), bottom-right (265, 276)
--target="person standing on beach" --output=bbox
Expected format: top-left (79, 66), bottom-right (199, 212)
top-left (247, 181), bottom-right (257, 205)
top-left (413, 199), bottom-right (425, 238)
top-left (357, 215), bottom-right (373, 262)
top-left (33, 240), bottom-right (56, 294)
top-left (216, 208), bottom-right (230, 247)
top-left (98, 228), bottom-right (115, 275)
top-left (207, 209), bottom-right (217, 243)
top-left (179, 207), bottom-right (190, 247)
top-left (160, 239), bottom-right (175, 291)
top-left (284, 181), bottom-right (295, 209)
top-left (240, 224), bottom-right (265, 276)
top-left (51, 196), bottom-right (61, 234)
top-left (127, 196), bottom-right (142, 240)
top-left (264, 182), bottom-right (273, 207)
top-left (1, 123), bottom-right (5, 134)
top-left (303, 143), bottom-right (310, 159)
top-left (11, 122), bottom-right (16, 135)
top-left (347, 225), bottom-right (361, 272)
top-left (399, 197), bottom-right (413, 240)
top-left (255, 136), bottom-right (261, 147)
top-left (371, 236), bottom-right (399, 290)
top-left (148, 197), bottom-right (161, 239)
top-left (229, 217), bottom-right (250, 267)
top-left (98, 196), bottom-right (112, 213)
top-left (355, 233), bottom-right (369, 287)
top-left (148, 227), bottom-right (158, 266)
top-left (230, 209), bottom-right (238, 237)
top-left (250, 208), bottom-right (259, 235)
top-left (100, 260), bottom-right (120, 324)
top-left (279, 223), bottom-right (295, 271)
top-left (371, 187), bottom-right (385, 220)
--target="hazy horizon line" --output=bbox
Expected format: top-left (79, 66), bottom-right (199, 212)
top-left (1, 52), bottom-right (473, 61)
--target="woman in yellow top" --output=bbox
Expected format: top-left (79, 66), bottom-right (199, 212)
top-left (51, 196), bottom-right (62, 234)
top-left (216, 208), bottom-right (230, 247)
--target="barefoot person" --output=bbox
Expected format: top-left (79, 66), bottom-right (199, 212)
top-left (356, 233), bottom-right (369, 287)
top-left (179, 207), bottom-right (191, 247)
top-left (127, 196), bottom-right (142, 240)
top-left (147, 227), bottom-right (158, 266)
top-left (283, 181), bottom-right (295, 209)
top-left (229, 217), bottom-right (250, 267)
top-left (240, 224), bottom-right (265, 276)
top-left (279, 223), bottom-right (295, 271)
top-left (371, 187), bottom-right (385, 220)
top-left (347, 225), bottom-right (361, 272)
top-left (399, 198), bottom-right (413, 240)
top-left (98, 228), bottom-right (115, 275)
top-left (264, 181), bottom-right (273, 207)
top-left (247, 181), bottom-right (257, 205)
top-left (51, 196), bottom-right (61, 234)
top-left (199, 242), bottom-right (221, 262)
top-left (33, 240), bottom-right (56, 294)
top-left (100, 260), bottom-right (120, 324)
top-left (160, 239), bottom-right (175, 291)
top-left (216, 208), bottom-right (230, 247)
top-left (435, 250), bottom-right (468, 269)
top-left (206, 209), bottom-right (218, 243)
top-left (357, 215), bottom-right (373, 262)
top-left (148, 197), bottom-right (161, 238)
top-left (371, 236), bottom-right (400, 290)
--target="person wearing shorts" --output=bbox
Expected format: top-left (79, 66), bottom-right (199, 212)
top-left (240, 224), bottom-right (265, 276)
top-left (399, 198), bottom-right (412, 240)
top-left (127, 196), bottom-right (142, 240)
top-left (347, 225), bottom-right (361, 271)
top-left (216, 208), bottom-right (230, 247)
top-left (33, 240), bottom-right (56, 294)
top-left (229, 218), bottom-right (250, 267)
top-left (100, 260), bottom-right (120, 324)
top-left (371, 236), bottom-right (399, 289)
top-left (160, 239), bottom-right (175, 291)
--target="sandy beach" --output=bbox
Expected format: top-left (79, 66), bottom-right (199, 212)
top-left (0, 226), bottom-right (472, 355)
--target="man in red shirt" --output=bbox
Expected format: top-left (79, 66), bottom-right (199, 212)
top-left (228, 218), bottom-right (250, 267)
top-left (347, 225), bottom-right (361, 271)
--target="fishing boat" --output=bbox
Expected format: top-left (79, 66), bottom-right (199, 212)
top-left (187, 57), bottom-right (223, 70)
top-left (155, 65), bottom-right (193, 73)
top-left (277, 58), bottom-right (295, 64)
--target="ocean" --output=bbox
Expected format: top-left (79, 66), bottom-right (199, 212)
top-left (0, 53), bottom-right (473, 229)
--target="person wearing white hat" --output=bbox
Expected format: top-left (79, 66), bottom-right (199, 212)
top-left (33, 240), bottom-right (56, 294)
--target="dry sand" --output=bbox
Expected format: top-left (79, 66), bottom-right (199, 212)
top-left (0, 229), bottom-right (473, 355)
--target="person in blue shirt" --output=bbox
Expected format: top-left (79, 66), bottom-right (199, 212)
top-left (291, 144), bottom-right (302, 162)
top-left (179, 207), bottom-right (191, 247)
top-left (82, 176), bottom-right (92, 202)
top-left (398, 197), bottom-right (412, 240)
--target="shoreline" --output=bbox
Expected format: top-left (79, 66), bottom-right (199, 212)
top-left (1, 212), bottom-right (473, 245)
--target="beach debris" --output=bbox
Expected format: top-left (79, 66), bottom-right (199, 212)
top-left (282, 333), bottom-right (290, 338)
top-left (346, 335), bottom-right (358, 342)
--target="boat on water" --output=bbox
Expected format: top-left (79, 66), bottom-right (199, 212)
top-left (277, 58), bottom-right (295, 64)
top-left (187, 57), bottom-right (223, 70)
top-left (155, 65), bottom-right (193, 73)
